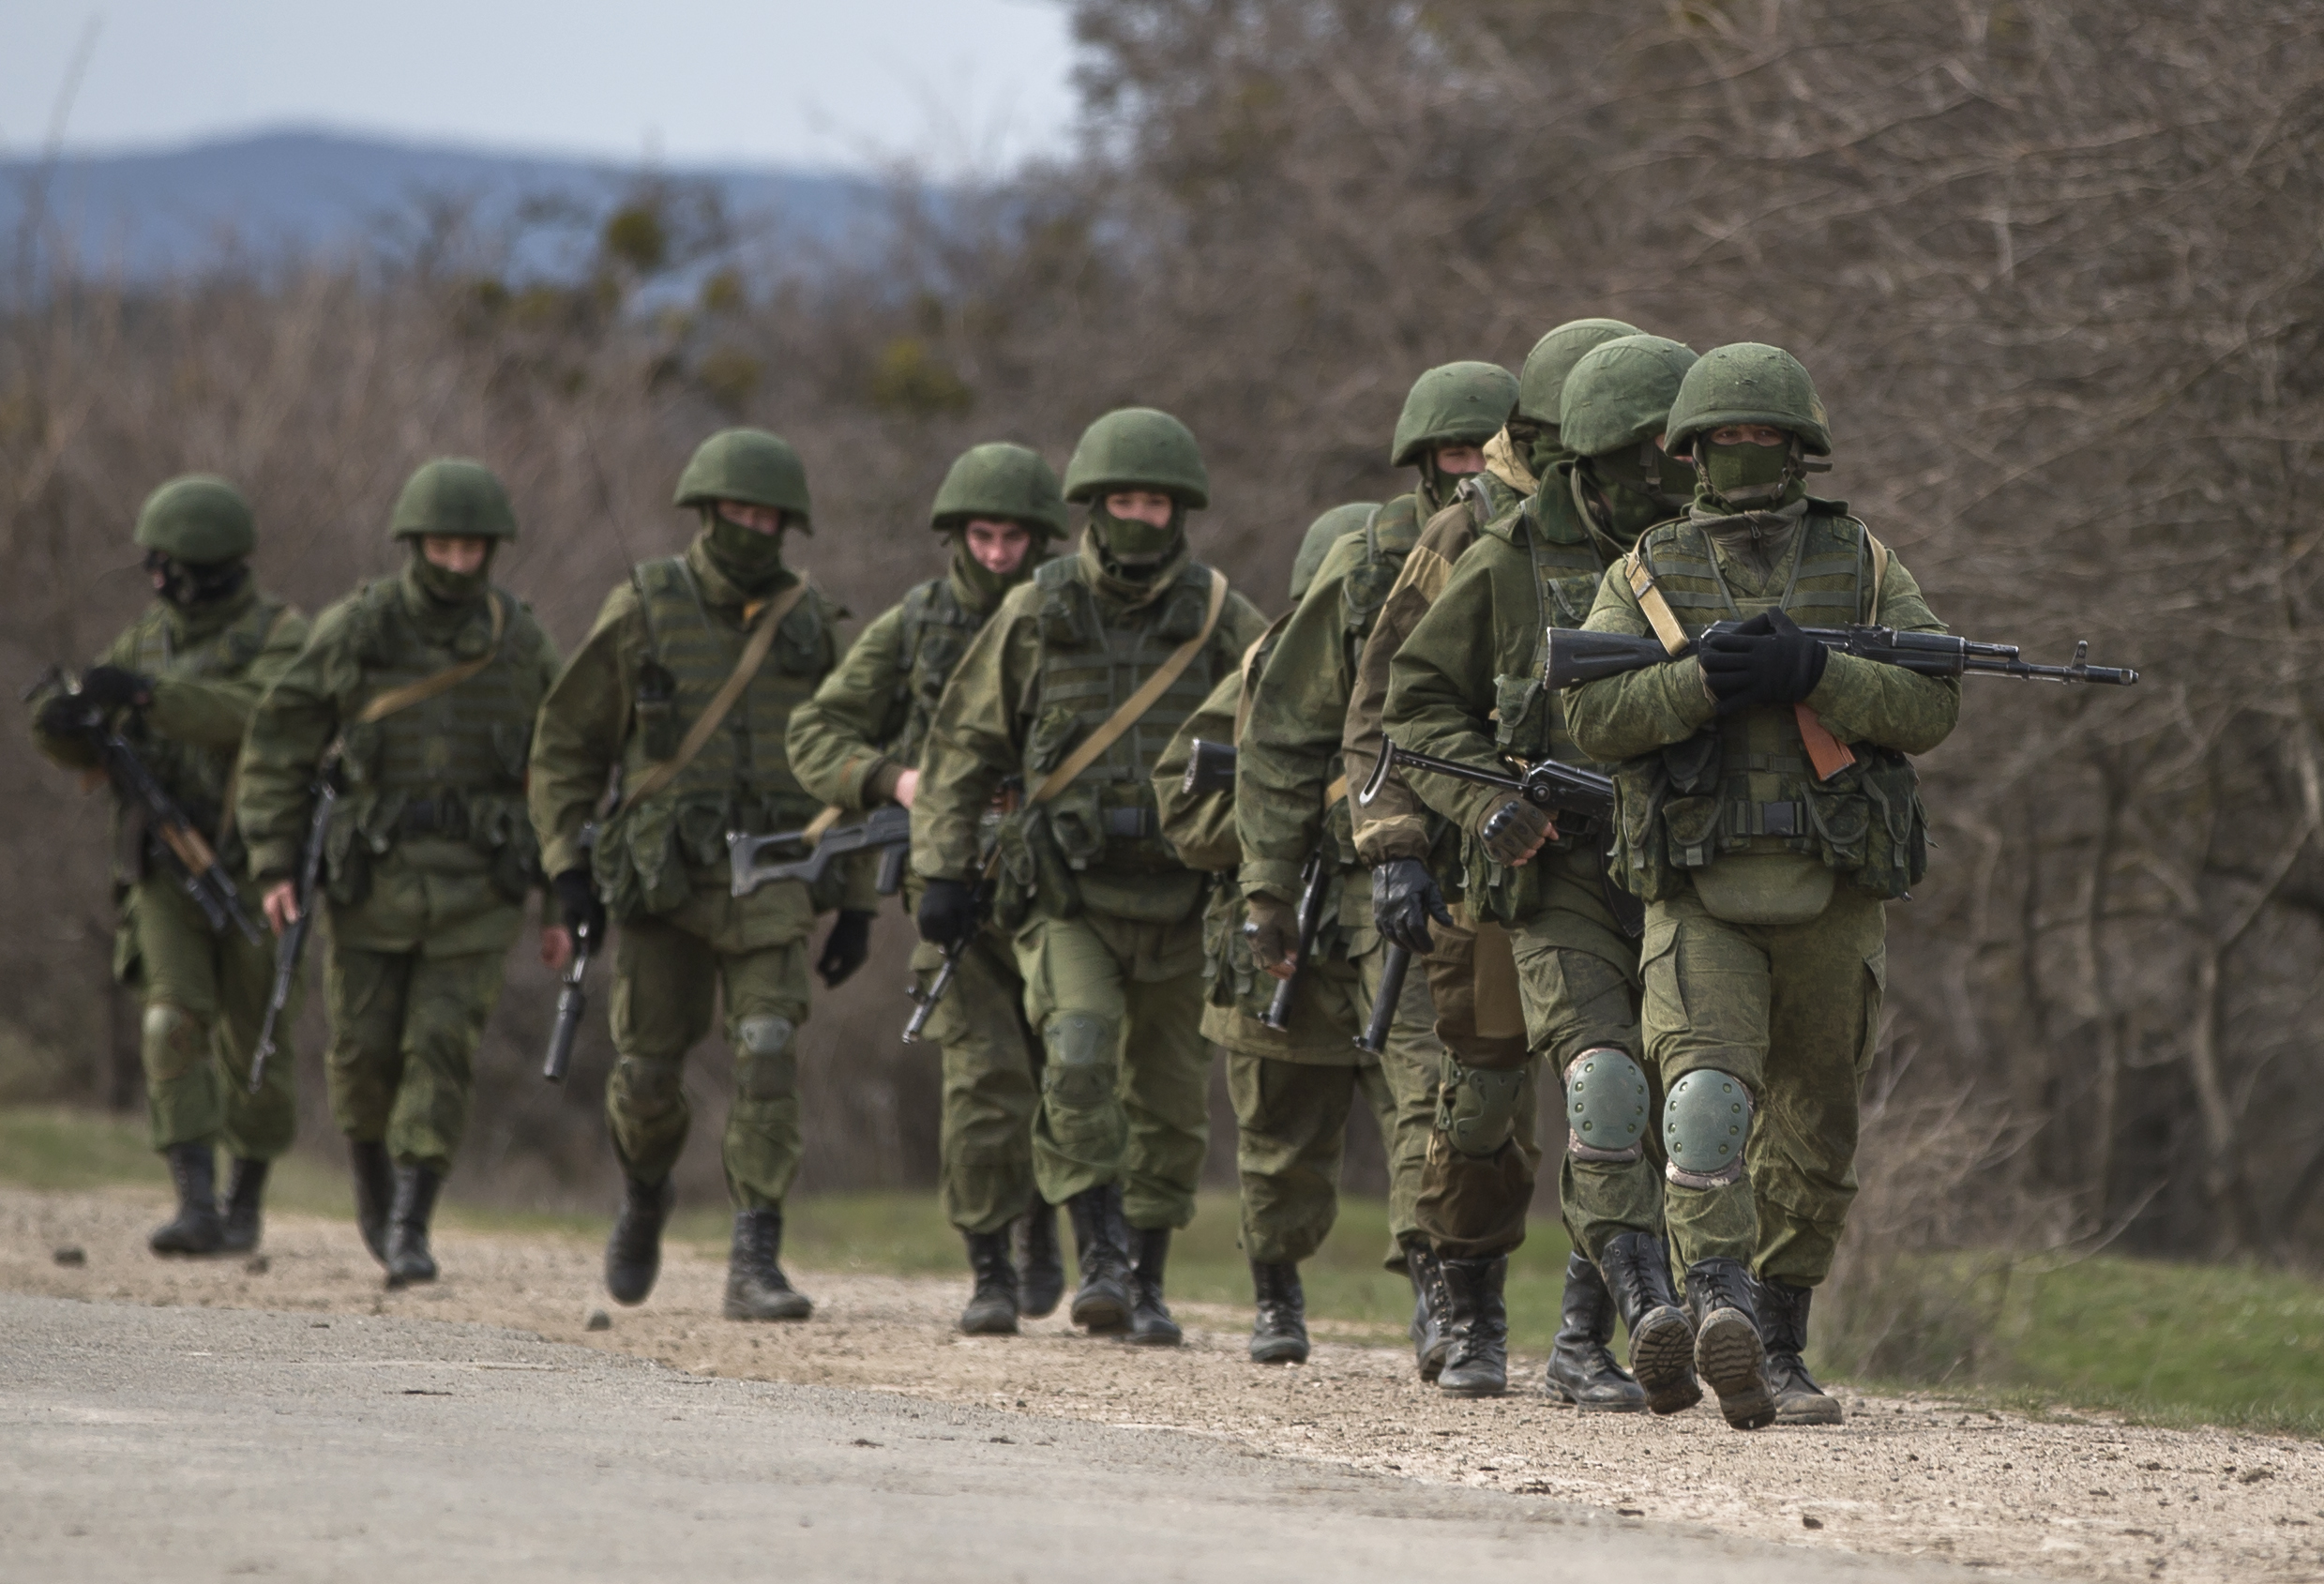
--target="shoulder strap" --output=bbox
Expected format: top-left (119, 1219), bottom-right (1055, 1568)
top-left (1032, 568), bottom-right (1228, 807)
top-left (1865, 527), bottom-right (1891, 619)
top-left (353, 592), bottom-right (509, 725)
top-left (619, 580), bottom-right (810, 812)
top-left (1624, 546), bottom-right (1691, 656)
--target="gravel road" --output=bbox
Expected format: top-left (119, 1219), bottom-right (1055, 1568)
top-left (8, 1183), bottom-right (2321, 1582)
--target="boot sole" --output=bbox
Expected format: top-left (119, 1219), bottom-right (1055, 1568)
top-left (1695, 1307), bottom-right (1775, 1430)
top-left (1542, 1378), bottom-right (1650, 1413)
top-left (1629, 1307), bottom-right (1704, 1416)
top-left (1775, 1391), bottom-right (1846, 1426)
top-left (1124, 1322), bottom-right (1183, 1348)
top-left (1249, 1336), bottom-right (1310, 1365)
top-left (724, 1296), bottom-right (812, 1321)
top-left (1438, 1370), bottom-right (1507, 1399)
top-left (1069, 1287), bottom-right (1130, 1331)
top-left (958, 1305), bottom-right (1020, 1335)
top-left (605, 1248), bottom-right (661, 1306)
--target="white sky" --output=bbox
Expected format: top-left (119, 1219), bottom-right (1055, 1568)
top-left (2, 0), bottom-right (1082, 173)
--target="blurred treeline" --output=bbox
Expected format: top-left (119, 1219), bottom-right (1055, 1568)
top-left (8, 0), bottom-right (2324, 1366)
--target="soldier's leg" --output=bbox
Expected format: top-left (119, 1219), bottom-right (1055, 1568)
top-left (376, 947), bottom-right (509, 1288)
top-left (1229, 1054), bottom-right (1357, 1267)
top-left (211, 921), bottom-right (299, 1253)
top-left (322, 935), bottom-right (414, 1260)
top-left (919, 930), bottom-right (1040, 1236)
top-left (717, 937), bottom-right (816, 1321)
top-left (1355, 938), bottom-right (1441, 1269)
top-left (1016, 914), bottom-right (1134, 1330)
top-left (1415, 919), bottom-right (1541, 1261)
top-left (131, 880), bottom-right (227, 1253)
top-left (1116, 958), bottom-right (1210, 1347)
top-left (601, 916), bottom-right (717, 1305)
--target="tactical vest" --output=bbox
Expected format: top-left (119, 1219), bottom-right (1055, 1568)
top-left (122, 592), bottom-right (292, 841)
top-left (334, 578), bottom-right (549, 900)
top-left (1607, 505), bottom-right (1927, 902)
top-left (600, 557), bottom-right (837, 917)
top-left (889, 574), bottom-right (987, 770)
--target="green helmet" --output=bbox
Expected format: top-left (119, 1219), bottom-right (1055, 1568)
top-left (1061, 408), bottom-right (1209, 508)
top-left (1559, 336), bottom-right (1699, 460)
top-left (1389, 362), bottom-right (1518, 468)
top-left (1290, 502), bottom-right (1377, 605)
top-left (672, 428), bottom-right (813, 526)
top-left (1664, 343), bottom-right (1833, 457)
top-left (1516, 318), bottom-right (1642, 427)
top-left (389, 459), bottom-right (518, 541)
top-left (929, 443), bottom-right (1068, 538)
top-left (134, 475), bottom-right (254, 563)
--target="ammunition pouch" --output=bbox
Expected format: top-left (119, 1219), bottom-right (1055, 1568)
top-left (991, 804), bottom-right (1080, 932)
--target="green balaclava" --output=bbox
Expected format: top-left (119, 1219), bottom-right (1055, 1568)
top-left (1060, 408), bottom-right (1207, 584)
top-left (930, 441), bottom-right (1067, 609)
top-left (672, 428), bottom-right (813, 594)
top-left (1559, 335), bottom-right (1701, 543)
top-left (410, 543), bottom-right (494, 607)
top-left (389, 458), bottom-right (518, 609)
top-left (702, 505), bottom-right (790, 590)
top-left (1698, 439), bottom-right (1800, 511)
top-left (1086, 498), bottom-right (1185, 580)
top-left (1662, 343), bottom-right (1832, 514)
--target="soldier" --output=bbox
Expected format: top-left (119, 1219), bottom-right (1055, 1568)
top-left (29, 475), bottom-right (309, 1256)
top-left (531, 428), bottom-right (872, 1324)
top-left (1385, 335), bottom-right (1706, 1414)
top-left (1344, 317), bottom-right (1641, 1395)
top-left (786, 443), bottom-right (1070, 1335)
top-left (1564, 344), bottom-right (1959, 1428)
top-left (912, 408), bottom-right (1267, 1344)
top-left (238, 459), bottom-right (562, 1287)
top-left (1230, 363), bottom-right (1518, 1366)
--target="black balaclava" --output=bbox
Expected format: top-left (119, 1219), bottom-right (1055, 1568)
top-left (147, 551), bottom-right (249, 611)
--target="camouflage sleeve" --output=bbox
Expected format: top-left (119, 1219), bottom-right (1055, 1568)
top-left (1382, 544), bottom-right (1514, 836)
top-left (25, 625), bottom-right (143, 774)
top-left (1803, 548), bottom-right (1960, 754)
top-left (149, 605), bottom-right (312, 750)
top-left (236, 601), bottom-right (362, 882)
top-left (1561, 563), bottom-right (1717, 764)
top-left (1346, 503), bottom-right (1475, 864)
top-left (786, 602), bottom-right (912, 811)
top-left (1153, 667), bottom-right (1245, 874)
top-left (1219, 588), bottom-right (1271, 656)
top-left (528, 583), bottom-right (638, 882)
top-left (911, 586), bottom-right (1038, 883)
top-left (1236, 535), bottom-right (1367, 902)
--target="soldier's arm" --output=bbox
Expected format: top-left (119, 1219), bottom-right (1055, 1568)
top-left (144, 606), bottom-right (311, 749)
top-left (1236, 538), bottom-right (1367, 902)
top-left (787, 603), bottom-right (912, 811)
top-left (1153, 669), bottom-right (1245, 874)
top-left (528, 584), bottom-right (636, 882)
top-left (1803, 550), bottom-right (1961, 754)
top-left (1346, 504), bottom-right (1472, 864)
top-left (236, 607), bottom-right (357, 882)
top-left (1218, 589), bottom-right (1271, 656)
top-left (1383, 550), bottom-right (1514, 835)
top-left (910, 594), bottom-right (1034, 883)
top-left (1562, 569), bottom-right (1715, 763)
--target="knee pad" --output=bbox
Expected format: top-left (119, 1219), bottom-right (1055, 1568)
top-left (1436, 1061), bottom-right (1528, 1159)
top-left (1664, 1068), bottom-right (1752, 1189)
top-left (1563, 1047), bottom-right (1649, 1163)
top-left (141, 1003), bottom-right (207, 1080)
top-left (612, 1057), bottom-right (686, 1119)
top-left (732, 1015), bottom-right (797, 1103)
top-left (1042, 1012), bottom-right (1119, 1109)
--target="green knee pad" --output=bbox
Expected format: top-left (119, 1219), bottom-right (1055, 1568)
top-left (142, 1003), bottom-right (208, 1082)
top-left (612, 1057), bottom-right (686, 1120)
top-left (1563, 1047), bottom-right (1649, 1163)
top-left (1664, 1068), bottom-right (1752, 1188)
top-left (1042, 1012), bottom-right (1119, 1109)
top-left (733, 1014), bottom-right (797, 1102)
top-left (1436, 1059), bottom-right (1527, 1159)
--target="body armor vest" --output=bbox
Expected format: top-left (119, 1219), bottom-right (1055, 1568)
top-left (890, 575), bottom-right (986, 769)
top-left (1609, 505), bottom-right (1926, 901)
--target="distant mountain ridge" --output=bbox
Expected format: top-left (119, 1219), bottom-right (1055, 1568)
top-left (0, 128), bottom-right (882, 278)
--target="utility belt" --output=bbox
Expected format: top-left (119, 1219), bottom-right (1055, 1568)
top-left (324, 785), bottom-right (539, 908)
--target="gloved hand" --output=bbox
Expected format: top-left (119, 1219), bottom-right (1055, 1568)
top-left (78, 665), bottom-right (155, 711)
top-left (551, 867), bottom-right (607, 943)
top-left (1242, 893), bottom-right (1299, 978)
top-left (817, 908), bottom-right (876, 988)
top-left (1373, 857), bottom-right (1454, 956)
top-left (1697, 609), bottom-right (1828, 716)
top-left (1477, 794), bottom-right (1553, 867)
top-left (916, 877), bottom-right (981, 949)
top-left (35, 692), bottom-right (97, 738)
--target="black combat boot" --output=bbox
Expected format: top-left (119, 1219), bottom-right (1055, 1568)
top-left (218, 1157), bottom-right (270, 1255)
top-left (604, 1176), bottom-right (674, 1305)
top-left (149, 1142), bottom-right (223, 1256)
top-left (1405, 1241), bottom-right (1451, 1381)
top-left (1248, 1261), bottom-right (1308, 1365)
top-left (383, 1165), bottom-right (443, 1289)
top-left (1598, 1230), bottom-right (1701, 1415)
top-left (1759, 1276), bottom-right (1844, 1425)
top-left (348, 1138), bottom-right (395, 1263)
top-left (959, 1229), bottom-right (1020, 1335)
top-left (1015, 1200), bottom-right (1064, 1320)
top-left (1064, 1184), bottom-right (1132, 1333)
top-left (1542, 1252), bottom-right (1647, 1411)
top-left (1686, 1256), bottom-right (1774, 1430)
top-left (1125, 1226), bottom-right (1182, 1347)
top-left (724, 1207), bottom-right (813, 1320)
top-left (1436, 1256), bottom-right (1510, 1397)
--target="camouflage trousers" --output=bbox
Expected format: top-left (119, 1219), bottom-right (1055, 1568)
top-left (126, 876), bottom-right (299, 1159)
top-left (606, 915), bottom-right (813, 1211)
top-left (1353, 937), bottom-right (1441, 1269)
top-left (323, 933), bottom-right (508, 1172)
top-left (1227, 1052), bottom-right (1396, 1267)
top-left (1641, 884), bottom-right (1886, 1290)
top-left (1412, 910), bottom-right (1543, 1260)
top-left (911, 925), bottom-right (1043, 1236)
top-left (1016, 909), bottom-right (1209, 1231)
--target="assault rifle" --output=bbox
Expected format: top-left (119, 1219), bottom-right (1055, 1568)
top-left (1359, 735), bottom-right (1617, 830)
top-left (903, 873), bottom-right (989, 1046)
top-left (728, 804), bottom-right (913, 898)
top-left (29, 665), bottom-right (261, 945)
top-left (1543, 624), bottom-right (2140, 691)
top-left (1180, 738), bottom-right (1237, 797)
top-left (249, 760), bottom-right (338, 1093)
top-left (1258, 852), bottom-right (1334, 1032)
top-left (541, 821), bottom-right (601, 1084)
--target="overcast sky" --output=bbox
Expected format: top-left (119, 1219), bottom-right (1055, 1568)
top-left (3, 0), bottom-right (1083, 173)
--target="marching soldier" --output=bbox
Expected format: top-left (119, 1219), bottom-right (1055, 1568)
top-left (530, 428), bottom-right (871, 1323)
top-left (238, 459), bottom-right (561, 1286)
top-left (786, 443), bottom-right (1071, 1335)
top-left (29, 475), bottom-right (309, 1256)
top-left (912, 408), bottom-right (1267, 1344)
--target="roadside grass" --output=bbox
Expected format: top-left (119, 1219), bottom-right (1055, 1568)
top-left (8, 1105), bottom-right (2322, 1434)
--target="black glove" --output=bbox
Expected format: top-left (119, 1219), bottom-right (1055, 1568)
top-left (817, 908), bottom-right (876, 988)
top-left (35, 692), bottom-right (98, 738)
top-left (1696, 609), bottom-right (1828, 716)
top-left (1477, 795), bottom-right (1554, 867)
top-left (1372, 857), bottom-right (1455, 956)
top-left (78, 665), bottom-right (155, 711)
top-left (916, 877), bottom-right (981, 950)
top-left (551, 867), bottom-right (607, 943)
